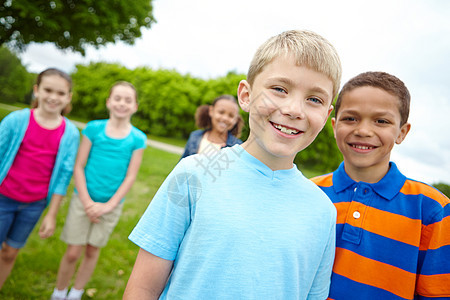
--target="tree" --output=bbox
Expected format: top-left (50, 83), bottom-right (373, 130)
top-left (0, 46), bottom-right (34, 103)
top-left (0, 0), bottom-right (155, 54)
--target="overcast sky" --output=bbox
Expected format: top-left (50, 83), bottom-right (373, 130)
top-left (20, 0), bottom-right (450, 185)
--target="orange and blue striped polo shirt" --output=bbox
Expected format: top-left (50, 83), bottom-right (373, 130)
top-left (312, 162), bottom-right (450, 300)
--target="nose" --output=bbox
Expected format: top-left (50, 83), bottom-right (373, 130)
top-left (280, 97), bottom-right (305, 119)
top-left (354, 120), bottom-right (373, 137)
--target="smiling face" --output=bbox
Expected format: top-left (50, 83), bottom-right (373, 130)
top-left (238, 54), bottom-right (334, 170)
top-left (106, 84), bottom-right (138, 120)
top-left (209, 98), bottom-right (239, 134)
top-left (333, 86), bottom-right (411, 182)
top-left (33, 75), bottom-right (72, 116)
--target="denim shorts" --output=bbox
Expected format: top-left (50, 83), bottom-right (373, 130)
top-left (0, 194), bottom-right (47, 249)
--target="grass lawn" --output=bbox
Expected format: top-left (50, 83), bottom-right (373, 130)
top-left (0, 147), bottom-right (180, 299)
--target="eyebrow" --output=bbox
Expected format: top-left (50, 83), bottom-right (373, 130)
top-left (339, 109), bottom-right (397, 118)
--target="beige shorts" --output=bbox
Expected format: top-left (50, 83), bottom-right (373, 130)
top-left (61, 193), bottom-right (123, 248)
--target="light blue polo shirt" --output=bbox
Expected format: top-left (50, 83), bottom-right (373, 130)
top-left (129, 145), bottom-right (336, 299)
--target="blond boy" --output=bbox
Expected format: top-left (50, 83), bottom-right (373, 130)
top-left (125, 30), bottom-right (342, 299)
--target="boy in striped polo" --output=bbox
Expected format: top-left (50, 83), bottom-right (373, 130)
top-left (312, 71), bottom-right (450, 300)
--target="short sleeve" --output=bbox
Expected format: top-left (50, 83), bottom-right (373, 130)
top-left (132, 127), bottom-right (147, 150)
top-left (82, 120), bottom-right (101, 141)
top-left (415, 196), bottom-right (450, 298)
top-left (129, 159), bottom-right (194, 260)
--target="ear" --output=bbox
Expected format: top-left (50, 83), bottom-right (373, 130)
top-left (209, 104), bottom-right (214, 117)
top-left (33, 84), bottom-right (39, 97)
top-left (324, 105), bottom-right (334, 126)
top-left (395, 122), bottom-right (411, 144)
top-left (331, 117), bottom-right (337, 139)
top-left (237, 80), bottom-right (251, 113)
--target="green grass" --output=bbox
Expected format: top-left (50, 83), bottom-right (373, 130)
top-left (148, 134), bottom-right (187, 148)
top-left (0, 147), bottom-right (180, 299)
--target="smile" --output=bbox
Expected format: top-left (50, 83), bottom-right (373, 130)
top-left (350, 144), bottom-right (375, 150)
top-left (271, 122), bottom-right (301, 135)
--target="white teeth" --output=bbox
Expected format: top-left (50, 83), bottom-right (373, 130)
top-left (273, 123), bottom-right (299, 135)
top-left (353, 145), bottom-right (373, 150)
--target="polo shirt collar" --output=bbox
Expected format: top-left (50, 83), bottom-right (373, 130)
top-left (333, 162), bottom-right (407, 201)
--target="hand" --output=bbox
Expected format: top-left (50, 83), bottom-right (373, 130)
top-left (85, 202), bottom-right (114, 223)
top-left (39, 214), bottom-right (56, 239)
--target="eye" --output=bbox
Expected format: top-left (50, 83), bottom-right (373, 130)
top-left (307, 97), bottom-right (323, 105)
top-left (376, 119), bottom-right (390, 124)
top-left (273, 87), bottom-right (287, 94)
top-left (341, 116), bottom-right (356, 122)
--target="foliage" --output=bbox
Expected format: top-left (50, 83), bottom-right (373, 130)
top-left (295, 117), bottom-right (342, 172)
top-left (70, 63), bottom-right (246, 139)
top-left (432, 183), bottom-right (450, 198)
top-left (71, 62), bottom-right (134, 120)
top-left (0, 46), bottom-right (34, 103)
top-left (0, 0), bottom-right (155, 54)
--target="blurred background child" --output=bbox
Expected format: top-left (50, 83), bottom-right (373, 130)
top-left (180, 94), bottom-right (243, 159)
top-left (51, 81), bottom-right (147, 300)
top-left (0, 68), bottom-right (79, 289)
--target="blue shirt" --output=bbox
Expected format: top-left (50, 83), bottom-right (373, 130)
top-left (0, 108), bottom-right (79, 204)
top-left (130, 145), bottom-right (336, 299)
top-left (312, 162), bottom-right (450, 300)
top-left (79, 120), bottom-right (146, 203)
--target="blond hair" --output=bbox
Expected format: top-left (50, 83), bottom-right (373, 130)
top-left (247, 30), bottom-right (342, 99)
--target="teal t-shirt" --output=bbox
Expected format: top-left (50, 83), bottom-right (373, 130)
top-left (79, 119), bottom-right (146, 203)
top-left (129, 145), bottom-right (336, 299)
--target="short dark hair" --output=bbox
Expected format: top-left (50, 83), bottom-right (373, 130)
top-left (335, 71), bottom-right (410, 126)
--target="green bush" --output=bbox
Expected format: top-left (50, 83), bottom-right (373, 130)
top-left (433, 183), bottom-right (450, 198)
top-left (0, 46), bottom-right (35, 104)
top-left (70, 63), bottom-right (245, 139)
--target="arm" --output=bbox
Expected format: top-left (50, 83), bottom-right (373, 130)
top-left (73, 136), bottom-right (98, 222)
top-left (180, 130), bottom-right (201, 160)
top-left (123, 248), bottom-right (173, 299)
top-left (415, 200), bottom-right (450, 299)
top-left (38, 193), bottom-right (64, 238)
top-left (0, 114), bottom-right (12, 160)
top-left (307, 222), bottom-right (336, 300)
top-left (86, 148), bottom-right (144, 219)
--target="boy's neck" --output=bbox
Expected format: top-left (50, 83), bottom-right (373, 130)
top-left (344, 162), bottom-right (390, 184)
top-left (241, 138), bottom-right (295, 171)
